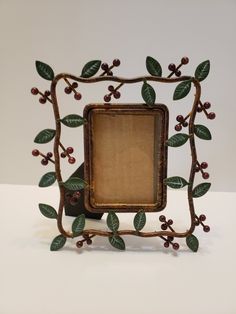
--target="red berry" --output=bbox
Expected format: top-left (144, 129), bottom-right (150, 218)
top-left (195, 166), bottom-right (200, 172)
top-left (176, 115), bottom-right (184, 123)
top-left (104, 95), bottom-right (111, 102)
top-left (66, 147), bottom-right (74, 154)
top-left (202, 172), bottom-right (210, 179)
top-left (182, 121), bottom-right (188, 127)
top-left (74, 92), bottom-right (82, 100)
top-left (70, 196), bottom-right (78, 205)
top-left (76, 241), bottom-right (83, 248)
top-left (108, 71), bottom-right (113, 76)
top-left (61, 152), bottom-right (66, 158)
top-left (101, 63), bottom-right (109, 71)
top-left (113, 59), bottom-right (121, 67)
top-left (175, 124), bottom-right (182, 132)
top-left (175, 70), bottom-right (181, 77)
top-left (32, 149), bottom-right (39, 156)
top-left (86, 238), bottom-right (92, 245)
top-left (114, 91), bottom-right (121, 99)
top-left (167, 219), bottom-right (173, 225)
top-left (72, 82), bottom-right (78, 88)
top-left (164, 241), bottom-right (169, 248)
top-left (161, 223), bottom-right (167, 230)
top-left (201, 162), bottom-right (208, 169)
top-left (208, 112), bottom-right (216, 120)
top-left (203, 102), bottom-right (211, 109)
top-left (181, 57), bottom-right (189, 65)
top-left (64, 86), bottom-right (72, 94)
top-left (197, 106), bottom-right (202, 112)
top-left (108, 85), bottom-right (114, 92)
top-left (168, 63), bottom-right (176, 71)
top-left (39, 97), bottom-right (46, 104)
top-left (199, 214), bottom-right (206, 222)
top-left (74, 191), bottom-right (81, 198)
top-left (47, 152), bottom-right (53, 158)
top-left (68, 157), bottom-right (76, 164)
top-left (31, 87), bottom-right (39, 95)
top-left (167, 236), bottom-right (174, 242)
top-left (173, 243), bottom-right (179, 250)
top-left (41, 158), bottom-right (48, 166)
top-left (159, 215), bottom-right (166, 222)
top-left (44, 90), bottom-right (51, 97)
top-left (203, 225), bottom-right (210, 232)
top-left (195, 219), bottom-right (200, 226)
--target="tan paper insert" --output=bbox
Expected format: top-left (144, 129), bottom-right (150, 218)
top-left (92, 112), bottom-right (162, 205)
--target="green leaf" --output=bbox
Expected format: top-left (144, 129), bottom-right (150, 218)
top-left (61, 114), bottom-right (85, 128)
top-left (81, 60), bottom-right (101, 78)
top-left (195, 60), bottom-right (210, 82)
top-left (39, 172), bottom-right (56, 187)
top-left (35, 61), bottom-right (54, 81)
top-left (146, 56), bottom-right (162, 77)
top-left (164, 176), bottom-right (189, 189)
top-left (72, 214), bottom-right (85, 236)
top-left (34, 129), bottom-right (56, 144)
top-left (173, 80), bottom-right (192, 100)
top-left (38, 203), bottom-right (57, 219)
top-left (186, 234), bottom-right (199, 252)
top-left (141, 81), bottom-right (156, 107)
top-left (133, 210), bottom-right (146, 231)
top-left (166, 133), bottom-right (189, 147)
top-left (109, 235), bottom-right (125, 250)
top-left (63, 177), bottom-right (87, 191)
top-left (194, 124), bottom-right (212, 140)
top-left (107, 212), bottom-right (119, 232)
top-left (192, 183), bottom-right (211, 198)
top-left (50, 235), bottom-right (67, 251)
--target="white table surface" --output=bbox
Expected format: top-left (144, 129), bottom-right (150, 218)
top-left (1, 184), bottom-right (235, 314)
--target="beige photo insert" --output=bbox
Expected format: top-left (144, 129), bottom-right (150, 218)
top-left (84, 104), bottom-right (168, 213)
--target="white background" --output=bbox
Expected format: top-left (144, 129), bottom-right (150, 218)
top-left (0, 0), bottom-right (236, 191)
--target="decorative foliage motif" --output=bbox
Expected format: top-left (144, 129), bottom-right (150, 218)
top-left (164, 176), bottom-right (189, 189)
top-left (31, 56), bottom-right (214, 253)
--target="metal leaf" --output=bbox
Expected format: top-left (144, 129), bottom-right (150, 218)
top-left (173, 80), bottom-right (192, 100)
top-left (166, 133), bottom-right (189, 147)
top-left (194, 124), bottom-right (212, 140)
top-left (186, 234), bottom-right (199, 252)
top-left (34, 129), bottom-right (56, 144)
top-left (50, 235), bottom-right (67, 251)
top-left (192, 183), bottom-right (211, 198)
top-left (109, 235), bottom-right (126, 250)
top-left (141, 81), bottom-right (156, 107)
top-left (61, 114), bottom-right (85, 128)
top-left (39, 172), bottom-right (56, 187)
top-left (107, 212), bottom-right (119, 232)
top-left (81, 60), bottom-right (101, 78)
top-left (38, 203), bottom-right (57, 219)
top-left (195, 60), bottom-right (210, 82)
top-left (63, 177), bottom-right (87, 191)
top-left (146, 56), bottom-right (162, 77)
top-left (72, 214), bottom-right (86, 236)
top-left (35, 61), bottom-right (54, 81)
top-left (164, 176), bottom-right (189, 189)
top-left (133, 210), bottom-right (146, 231)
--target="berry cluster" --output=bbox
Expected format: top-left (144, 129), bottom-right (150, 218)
top-left (31, 87), bottom-right (52, 104)
top-left (159, 215), bottom-right (179, 250)
top-left (76, 234), bottom-right (94, 248)
top-left (195, 214), bottom-right (210, 232)
top-left (65, 191), bottom-right (81, 206)
top-left (197, 101), bottom-right (216, 120)
top-left (60, 146), bottom-right (76, 164)
top-left (64, 79), bottom-right (82, 101)
top-left (104, 83), bottom-right (122, 102)
top-left (175, 114), bottom-right (189, 131)
top-left (32, 149), bottom-right (54, 166)
top-left (195, 161), bottom-right (209, 179)
top-left (101, 58), bottom-right (121, 76)
top-left (168, 56), bottom-right (189, 78)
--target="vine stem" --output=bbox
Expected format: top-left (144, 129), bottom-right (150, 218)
top-left (50, 74), bottom-right (201, 239)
